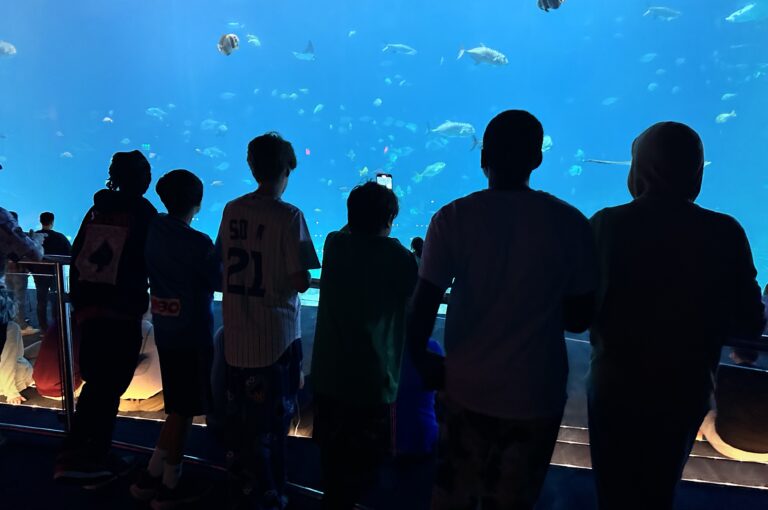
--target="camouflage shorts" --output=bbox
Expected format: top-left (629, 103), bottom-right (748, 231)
top-left (431, 396), bottom-right (563, 510)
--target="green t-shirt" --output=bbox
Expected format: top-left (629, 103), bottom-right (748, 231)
top-left (311, 231), bottom-right (418, 406)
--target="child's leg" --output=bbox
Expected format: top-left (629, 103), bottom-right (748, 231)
top-left (150, 413), bottom-right (192, 487)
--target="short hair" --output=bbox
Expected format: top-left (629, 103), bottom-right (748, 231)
top-left (40, 212), bottom-right (54, 226)
top-left (156, 169), bottom-right (203, 216)
top-left (411, 237), bottom-right (424, 257)
top-left (10, 211), bottom-right (18, 220)
top-left (481, 110), bottom-right (544, 183)
top-left (347, 181), bottom-right (399, 235)
top-left (247, 132), bottom-right (297, 183)
top-left (107, 150), bottom-right (151, 195)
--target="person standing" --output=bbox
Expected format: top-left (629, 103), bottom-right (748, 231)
top-left (218, 132), bottom-right (320, 509)
top-left (33, 211), bottom-right (72, 332)
top-left (5, 212), bottom-right (37, 335)
top-left (54, 150), bottom-right (157, 487)
top-left (408, 110), bottom-right (597, 509)
top-left (587, 122), bottom-right (766, 510)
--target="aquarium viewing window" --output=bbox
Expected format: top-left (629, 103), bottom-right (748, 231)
top-left (1, 0), bottom-right (767, 280)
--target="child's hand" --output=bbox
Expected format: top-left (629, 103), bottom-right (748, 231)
top-left (7, 395), bottom-right (26, 405)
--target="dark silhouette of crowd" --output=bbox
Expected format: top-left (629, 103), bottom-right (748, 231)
top-left (0, 109), bottom-right (766, 510)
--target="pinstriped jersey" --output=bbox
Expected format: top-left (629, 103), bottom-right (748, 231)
top-left (218, 193), bottom-right (320, 368)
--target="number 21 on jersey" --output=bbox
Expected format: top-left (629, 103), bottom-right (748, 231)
top-left (227, 219), bottom-right (265, 297)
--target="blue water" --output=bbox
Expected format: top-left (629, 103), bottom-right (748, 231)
top-left (1, 0), bottom-right (767, 279)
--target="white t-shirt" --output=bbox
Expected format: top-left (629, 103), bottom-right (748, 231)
top-left (218, 193), bottom-right (320, 368)
top-left (420, 189), bottom-right (597, 420)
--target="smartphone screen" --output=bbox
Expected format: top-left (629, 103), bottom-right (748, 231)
top-left (376, 173), bottom-right (393, 190)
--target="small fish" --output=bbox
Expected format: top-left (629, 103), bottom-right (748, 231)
top-left (655, 68), bottom-right (666, 75)
top-left (55, 131), bottom-right (64, 137)
top-left (346, 150), bottom-right (356, 161)
top-left (215, 162), bottom-right (230, 171)
top-left (220, 92), bottom-right (236, 100)
top-left (348, 30), bottom-right (357, 38)
top-left (217, 124), bottom-right (228, 135)
top-left (59, 151), bottom-right (74, 159)
top-left (639, 52), bottom-right (658, 63)
top-left (102, 116), bottom-right (114, 124)
top-left (227, 22), bottom-right (245, 29)
top-left (246, 34), bottom-right (261, 47)
top-left (671, 85), bottom-right (681, 94)
top-left (601, 97), bottom-right (619, 106)
top-left (568, 165), bottom-right (583, 177)
top-left (542, 135), bottom-right (553, 153)
top-left (457, 45), bottom-right (508, 66)
top-left (297, 109), bottom-right (305, 116)
top-left (675, 57), bottom-right (686, 65)
top-left (394, 185), bottom-right (405, 198)
top-left (167, 103), bottom-right (176, 109)
top-left (218, 33), bottom-right (240, 56)
top-left (0, 40), bottom-right (17, 57)
top-left (359, 166), bottom-right (369, 177)
top-left (299, 88), bottom-right (310, 94)
top-left (643, 6), bottom-right (681, 22)
top-left (382, 43), bottom-right (417, 56)
top-left (211, 180), bottom-right (224, 187)
top-left (120, 137), bottom-right (131, 145)
top-left (253, 88), bottom-right (260, 95)
top-left (721, 93), bottom-right (738, 101)
top-left (372, 98), bottom-right (383, 107)
top-left (196, 146), bottom-right (227, 158)
top-left (313, 104), bottom-right (324, 115)
top-left (726, 3), bottom-right (768, 23)
top-left (293, 41), bottom-right (315, 61)
top-left (715, 110), bottom-right (737, 124)
top-left (647, 82), bottom-right (659, 92)
top-left (314, 208), bottom-right (323, 213)
top-left (200, 118), bottom-right (220, 131)
top-left (145, 107), bottom-right (167, 120)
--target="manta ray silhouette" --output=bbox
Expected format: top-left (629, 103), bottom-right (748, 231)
top-left (88, 241), bottom-right (114, 272)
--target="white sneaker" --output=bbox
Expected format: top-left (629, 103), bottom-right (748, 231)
top-left (20, 326), bottom-right (40, 336)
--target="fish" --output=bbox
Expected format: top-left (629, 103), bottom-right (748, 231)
top-left (647, 82), bottom-right (659, 92)
top-left (217, 124), bottom-right (228, 135)
top-left (227, 22), bottom-right (245, 29)
top-left (430, 120), bottom-right (476, 138)
top-left (394, 185), bottom-right (405, 198)
top-left (0, 41), bottom-right (17, 57)
top-left (246, 34), bottom-right (261, 47)
top-left (568, 165), bottom-right (583, 177)
top-left (639, 52), bottom-right (658, 63)
top-left (715, 110), bottom-right (737, 124)
top-left (372, 98), bottom-right (383, 107)
top-left (253, 88), bottom-right (260, 95)
top-left (293, 41), bottom-right (315, 61)
top-left (359, 166), bottom-right (369, 177)
top-left (348, 30), bottom-right (357, 38)
top-left (671, 86), bottom-right (681, 94)
top-left (220, 92), bottom-right (236, 100)
top-left (346, 150), bottom-right (356, 161)
top-left (120, 137), bottom-right (131, 145)
top-left (383, 43), bottom-right (417, 56)
top-left (542, 135), bottom-right (553, 153)
top-left (200, 118), bottom-right (220, 131)
top-left (675, 57), bottom-right (686, 65)
top-left (313, 104), bottom-right (324, 115)
top-left (59, 151), bottom-right (74, 159)
top-left (218, 33), bottom-right (240, 56)
top-left (601, 97), bottom-right (619, 106)
top-left (726, 3), bottom-right (768, 23)
top-left (102, 117), bottom-right (114, 124)
top-left (457, 45), bottom-right (508, 66)
top-left (145, 107), bottom-right (167, 120)
top-left (288, 92), bottom-right (299, 100)
top-left (215, 162), bottom-right (230, 171)
top-left (412, 162), bottom-right (447, 183)
top-left (585, 159), bottom-right (712, 168)
top-left (299, 88), bottom-right (310, 94)
top-left (211, 180), bottom-right (224, 187)
top-left (721, 93), bottom-right (738, 101)
top-left (195, 146), bottom-right (227, 158)
top-left (643, 6), bottom-right (681, 21)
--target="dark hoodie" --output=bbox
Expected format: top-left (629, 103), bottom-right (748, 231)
top-left (588, 122), bottom-right (765, 406)
top-left (69, 189), bottom-right (157, 320)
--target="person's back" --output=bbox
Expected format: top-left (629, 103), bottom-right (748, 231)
top-left (409, 110), bottom-right (596, 510)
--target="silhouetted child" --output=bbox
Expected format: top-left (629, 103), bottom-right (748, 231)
top-left (217, 133), bottom-right (320, 509)
top-left (312, 181), bottom-right (418, 510)
top-left (131, 169), bottom-right (221, 508)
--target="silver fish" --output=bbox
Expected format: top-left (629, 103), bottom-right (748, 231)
top-left (457, 45), bottom-right (508, 66)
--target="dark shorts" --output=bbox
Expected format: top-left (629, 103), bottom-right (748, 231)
top-left (157, 343), bottom-right (213, 417)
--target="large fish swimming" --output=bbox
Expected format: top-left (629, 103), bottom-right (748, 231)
top-left (457, 45), bottom-right (508, 66)
top-left (643, 6), bottom-right (682, 21)
top-left (430, 121), bottom-right (479, 149)
top-left (726, 2), bottom-right (768, 23)
top-left (412, 162), bottom-right (447, 183)
top-left (0, 40), bottom-right (17, 57)
top-left (293, 41), bottom-right (315, 61)
top-left (383, 43), bottom-right (417, 55)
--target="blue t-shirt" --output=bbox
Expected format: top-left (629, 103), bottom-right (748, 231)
top-left (145, 214), bottom-right (221, 348)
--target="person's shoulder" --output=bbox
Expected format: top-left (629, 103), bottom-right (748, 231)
top-left (692, 205), bottom-right (747, 236)
top-left (533, 190), bottom-right (587, 217)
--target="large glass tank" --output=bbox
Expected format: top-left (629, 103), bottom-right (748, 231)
top-left (1, 0), bottom-right (767, 279)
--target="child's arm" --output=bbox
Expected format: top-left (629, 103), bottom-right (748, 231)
top-left (283, 210), bottom-right (321, 293)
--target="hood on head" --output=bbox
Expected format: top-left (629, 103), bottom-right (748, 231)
top-left (628, 121), bottom-right (704, 201)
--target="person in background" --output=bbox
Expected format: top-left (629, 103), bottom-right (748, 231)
top-left (408, 110), bottom-right (597, 509)
top-left (5, 212), bottom-right (37, 336)
top-left (54, 150), bottom-right (157, 487)
top-left (218, 132), bottom-right (320, 509)
top-left (587, 122), bottom-right (766, 510)
top-left (311, 182), bottom-right (417, 509)
top-left (0, 207), bottom-right (43, 444)
top-left (33, 211), bottom-right (72, 332)
top-left (410, 236), bottom-right (424, 265)
top-left (131, 169), bottom-right (221, 509)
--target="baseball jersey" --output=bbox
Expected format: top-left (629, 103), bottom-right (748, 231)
top-left (217, 192), bottom-right (320, 368)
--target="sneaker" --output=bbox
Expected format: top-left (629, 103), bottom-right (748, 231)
top-left (150, 478), bottom-right (210, 510)
top-left (54, 450), bottom-right (136, 490)
top-left (130, 469), bottom-right (163, 501)
top-left (20, 325), bottom-right (40, 336)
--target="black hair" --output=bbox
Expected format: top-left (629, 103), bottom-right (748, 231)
top-left (411, 237), bottom-right (424, 257)
top-left (40, 212), bottom-right (54, 226)
top-left (347, 181), bottom-right (399, 235)
top-left (9, 211), bottom-right (18, 220)
top-left (107, 150), bottom-right (152, 195)
top-left (247, 132), bottom-right (297, 183)
top-left (481, 110), bottom-right (544, 184)
top-left (156, 169), bottom-right (203, 216)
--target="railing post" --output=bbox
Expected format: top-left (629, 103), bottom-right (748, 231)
top-left (54, 261), bottom-right (76, 431)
